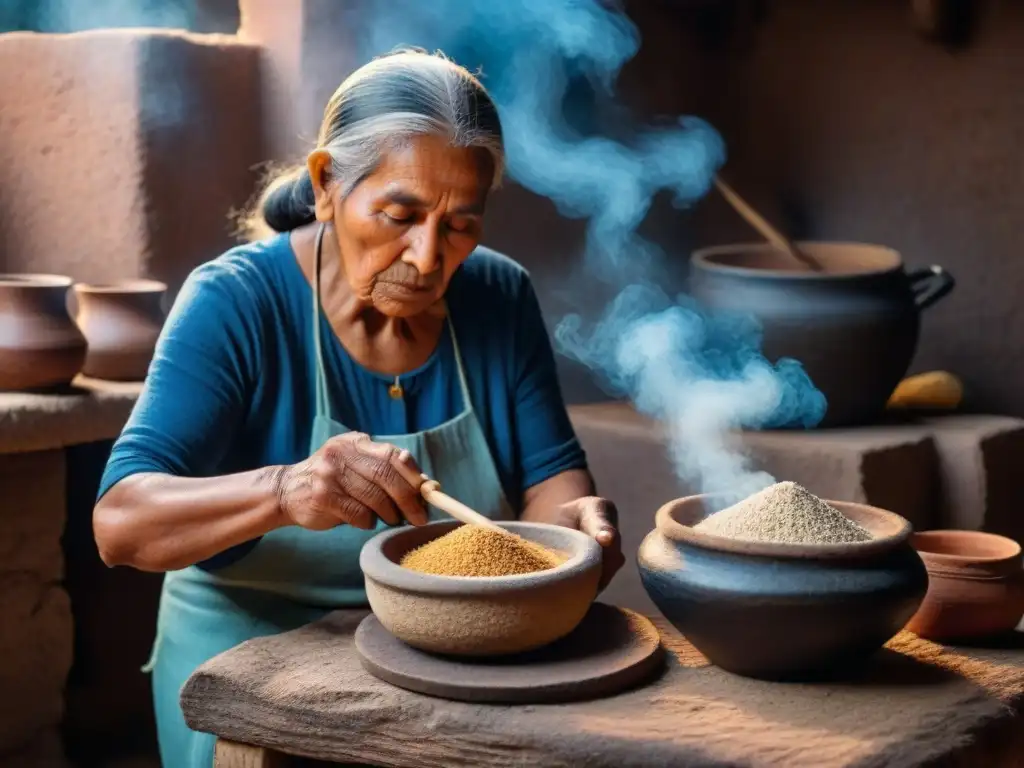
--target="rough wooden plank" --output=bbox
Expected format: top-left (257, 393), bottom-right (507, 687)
top-left (181, 610), bottom-right (1024, 768)
top-left (215, 739), bottom-right (294, 768)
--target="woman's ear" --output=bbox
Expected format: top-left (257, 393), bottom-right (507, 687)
top-left (307, 150), bottom-right (334, 222)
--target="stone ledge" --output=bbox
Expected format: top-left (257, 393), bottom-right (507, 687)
top-left (0, 28), bottom-right (264, 291)
top-left (0, 377), bottom-right (141, 455)
top-left (569, 403), bottom-right (1024, 543)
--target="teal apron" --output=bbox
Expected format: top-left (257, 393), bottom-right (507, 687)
top-left (148, 225), bottom-right (514, 767)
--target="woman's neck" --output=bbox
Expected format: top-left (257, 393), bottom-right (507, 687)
top-left (291, 225), bottom-right (446, 376)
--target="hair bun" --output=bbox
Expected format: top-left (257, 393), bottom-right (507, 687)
top-left (262, 169), bottom-right (317, 233)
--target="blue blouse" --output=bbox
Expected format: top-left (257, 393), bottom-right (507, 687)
top-left (98, 234), bottom-right (587, 566)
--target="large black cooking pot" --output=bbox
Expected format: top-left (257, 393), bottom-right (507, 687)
top-left (689, 242), bottom-right (955, 428)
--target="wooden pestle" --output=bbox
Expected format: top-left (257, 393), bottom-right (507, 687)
top-left (419, 477), bottom-right (505, 531)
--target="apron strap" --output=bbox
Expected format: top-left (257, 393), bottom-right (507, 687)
top-left (312, 224), bottom-right (331, 419)
top-left (445, 309), bottom-right (474, 415)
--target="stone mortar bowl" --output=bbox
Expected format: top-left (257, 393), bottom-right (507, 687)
top-left (905, 530), bottom-right (1024, 642)
top-left (360, 520), bottom-right (602, 656)
top-left (637, 495), bottom-right (928, 681)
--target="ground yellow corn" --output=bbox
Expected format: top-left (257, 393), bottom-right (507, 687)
top-left (400, 525), bottom-right (565, 577)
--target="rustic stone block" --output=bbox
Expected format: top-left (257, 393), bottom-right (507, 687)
top-left (570, 404), bottom-right (950, 609)
top-left (571, 403), bottom-right (940, 525)
top-left (0, 574), bottom-right (72, 755)
top-left (0, 29), bottom-right (264, 292)
top-left (739, 425), bottom-right (939, 531)
top-left (922, 415), bottom-right (1024, 541)
top-left (571, 404), bottom-right (1024, 551)
top-left (0, 377), bottom-right (140, 454)
top-left (0, 450), bottom-right (65, 581)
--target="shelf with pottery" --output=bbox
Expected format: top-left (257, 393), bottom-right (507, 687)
top-left (0, 273), bottom-right (158, 761)
top-left (0, 274), bottom-right (160, 453)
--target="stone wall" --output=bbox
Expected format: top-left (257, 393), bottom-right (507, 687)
top-left (0, 451), bottom-right (72, 761)
top-left (0, 28), bottom-right (264, 293)
top-left (0, 380), bottom-right (140, 765)
top-left (238, 0), bottom-right (1024, 416)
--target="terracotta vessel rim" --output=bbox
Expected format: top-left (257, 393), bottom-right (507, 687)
top-left (692, 241), bottom-right (904, 280)
top-left (0, 273), bottom-right (74, 288)
top-left (360, 520), bottom-right (601, 596)
top-left (74, 279), bottom-right (167, 294)
top-left (655, 494), bottom-right (912, 560)
top-left (911, 530), bottom-right (1022, 566)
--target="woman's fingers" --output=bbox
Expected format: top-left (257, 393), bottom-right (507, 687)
top-left (310, 473), bottom-right (377, 529)
top-left (570, 496), bottom-right (625, 591)
top-left (575, 497), bottom-right (619, 545)
top-left (323, 461), bottom-right (400, 526)
top-left (324, 433), bottom-right (428, 525)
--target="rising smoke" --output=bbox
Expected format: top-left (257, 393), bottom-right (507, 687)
top-left (363, 0), bottom-right (828, 502)
top-left (356, 0), bottom-right (825, 502)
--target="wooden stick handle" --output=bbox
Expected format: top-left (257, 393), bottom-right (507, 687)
top-left (713, 176), bottom-right (822, 272)
top-left (419, 478), bottom-right (503, 531)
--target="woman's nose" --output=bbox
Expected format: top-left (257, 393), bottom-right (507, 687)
top-left (403, 224), bottom-right (442, 274)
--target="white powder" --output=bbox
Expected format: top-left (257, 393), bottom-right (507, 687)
top-left (694, 481), bottom-right (872, 544)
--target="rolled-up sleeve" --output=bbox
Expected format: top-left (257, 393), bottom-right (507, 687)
top-left (97, 258), bottom-right (262, 501)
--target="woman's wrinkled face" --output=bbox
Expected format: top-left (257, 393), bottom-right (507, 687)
top-left (309, 134), bottom-right (492, 317)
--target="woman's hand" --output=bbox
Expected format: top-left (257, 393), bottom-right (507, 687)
top-left (276, 432), bottom-right (429, 531)
top-left (544, 496), bottom-right (625, 591)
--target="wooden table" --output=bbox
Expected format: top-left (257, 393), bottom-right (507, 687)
top-left (182, 610), bottom-right (1024, 768)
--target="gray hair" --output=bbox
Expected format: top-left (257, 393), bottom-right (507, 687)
top-left (241, 49), bottom-right (505, 239)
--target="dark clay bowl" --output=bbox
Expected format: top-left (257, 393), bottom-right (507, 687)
top-left (360, 521), bottom-right (601, 657)
top-left (637, 495), bottom-right (928, 680)
top-left (906, 530), bottom-right (1024, 642)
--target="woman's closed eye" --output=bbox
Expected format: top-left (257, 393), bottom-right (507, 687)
top-left (446, 216), bottom-right (475, 234)
top-left (381, 208), bottom-right (414, 225)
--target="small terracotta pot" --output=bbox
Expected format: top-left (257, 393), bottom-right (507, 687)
top-left (0, 273), bottom-right (87, 391)
top-left (73, 280), bottom-right (167, 381)
top-left (906, 530), bottom-right (1024, 642)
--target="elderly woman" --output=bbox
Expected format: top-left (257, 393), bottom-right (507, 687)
top-left (93, 49), bottom-right (624, 766)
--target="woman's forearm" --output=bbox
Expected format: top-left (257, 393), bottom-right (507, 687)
top-left (94, 467), bottom-right (288, 572)
top-left (520, 468), bottom-right (597, 523)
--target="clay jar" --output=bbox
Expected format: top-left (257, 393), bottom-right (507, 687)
top-left (637, 495), bottom-right (928, 681)
top-left (906, 530), bottom-right (1024, 642)
top-left (689, 242), bottom-right (955, 428)
top-left (0, 273), bottom-right (87, 391)
top-left (74, 280), bottom-right (167, 381)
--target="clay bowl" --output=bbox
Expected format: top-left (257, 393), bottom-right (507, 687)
top-left (360, 521), bottom-right (602, 657)
top-left (637, 495), bottom-right (928, 681)
top-left (906, 530), bottom-right (1024, 642)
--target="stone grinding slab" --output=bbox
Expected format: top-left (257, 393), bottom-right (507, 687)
top-left (354, 603), bottom-right (664, 704)
top-left (180, 610), bottom-right (1024, 768)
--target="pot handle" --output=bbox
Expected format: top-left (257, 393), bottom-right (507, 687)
top-left (908, 265), bottom-right (955, 310)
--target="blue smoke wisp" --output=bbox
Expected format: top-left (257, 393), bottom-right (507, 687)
top-left (357, 0), bottom-right (826, 497)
